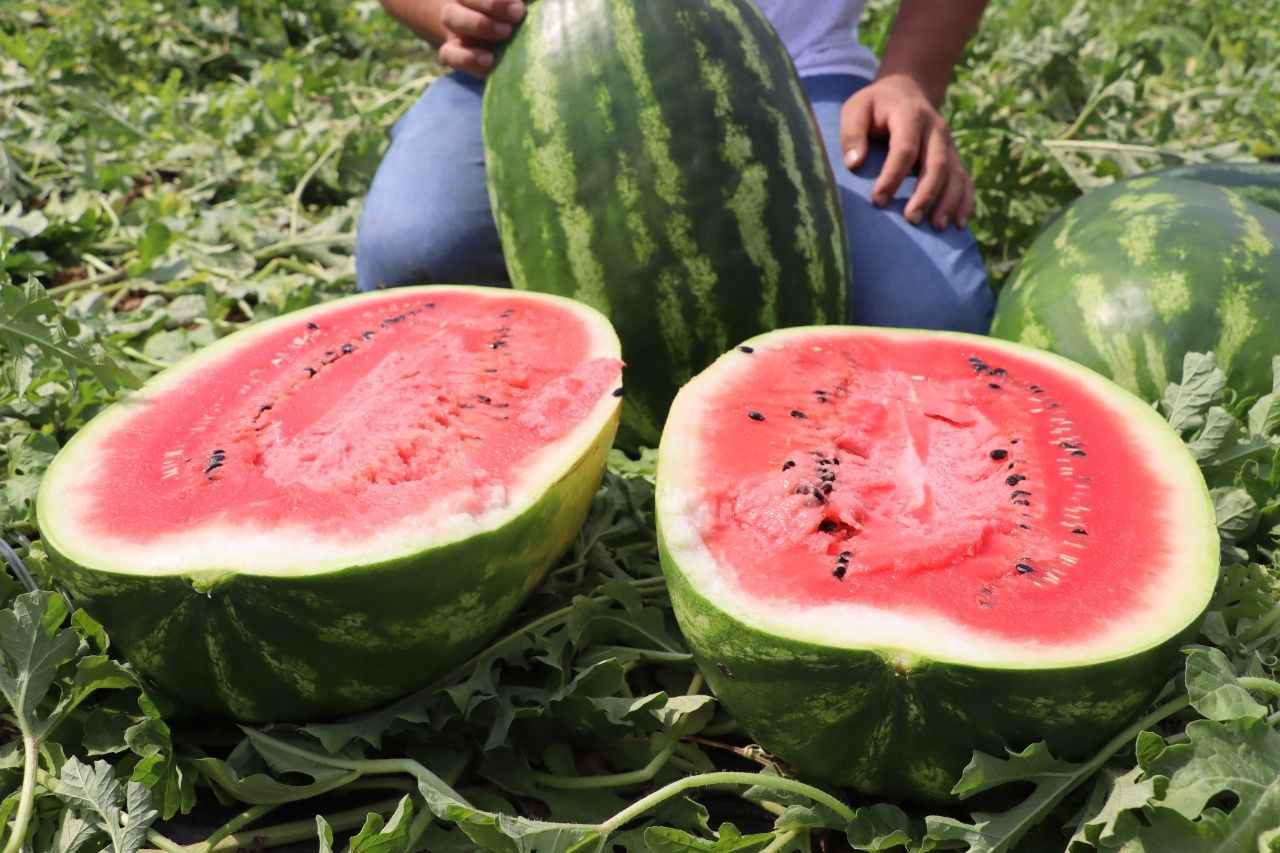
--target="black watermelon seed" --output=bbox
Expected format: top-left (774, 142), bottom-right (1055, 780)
top-left (790, 409), bottom-right (807, 419)
top-left (990, 449), bottom-right (1008, 460)
top-left (818, 519), bottom-right (838, 533)
top-left (838, 550), bottom-right (851, 561)
top-left (1011, 438), bottom-right (1020, 444)
top-left (1017, 523), bottom-right (1030, 529)
top-left (341, 343), bottom-right (354, 353)
top-left (303, 367), bottom-right (316, 377)
top-left (1011, 489), bottom-right (1031, 499)
top-left (1006, 474), bottom-right (1026, 486)
top-left (820, 471), bottom-right (835, 482)
top-left (782, 460), bottom-right (796, 471)
top-left (257, 404), bottom-right (272, 414)
top-left (748, 411), bottom-right (765, 421)
top-left (795, 484), bottom-right (811, 495)
top-left (988, 383), bottom-right (1002, 390)
top-left (738, 345), bottom-right (754, 354)
top-left (832, 564), bottom-right (847, 580)
top-left (991, 367), bottom-right (1007, 377)
top-left (425, 302), bottom-right (435, 308)
top-left (477, 395), bottom-right (491, 404)
top-left (1009, 463), bottom-right (1015, 469)
top-left (1015, 562), bottom-right (1034, 574)
top-left (611, 387), bottom-right (624, 398)
top-left (500, 308), bottom-right (514, 317)
top-left (821, 483), bottom-right (833, 494)
top-left (1070, 450), bottom-right (1087, 457)
top-left (832, 457), bottom-right (840, 465)
top-left (1013, 499), bottom-right (1031, 506)
top-left (1072, 527), bottom-right (1088, 536)
top-left (362, 330), bottom-right (375, 340)
top-left (306, 322), bottom-right (319, 330)
top-left (489, 341), bottom-right (506, 350)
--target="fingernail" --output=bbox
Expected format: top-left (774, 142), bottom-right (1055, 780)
top-left (937, 215), bottom-right (949, 230)
top-left (508, 1), bottom-right (526, 20)
top-left (843, 149), bottom-right (858, 169)
top-left (872, 193), bottom-right (886, 206)
top-left (907, 210), bottom-right (922, 225)
top-left (494, 21), bottom-right (512, 37)
top-left (477, 52), bottom-right (493, 67)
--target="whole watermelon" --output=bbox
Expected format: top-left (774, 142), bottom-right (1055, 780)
top-left (482, 0), bottom-right (848, 448)
top-left (991, 173), bottom-right (1280, 401)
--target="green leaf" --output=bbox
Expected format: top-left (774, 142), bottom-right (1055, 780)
top-left (1185, 647), bottom-right (1268, 721)
top-left (643, 823), bottom-right (774, 853)
top-left (317, 815), bottom-right (336, 853)
top-left (1068, 766), bottom-right (1155, 849)
top-left (1162, 352), bottom-right (1226, 434)
top-left (193, 754), bottom-right (358, 805)
top-left (56, 757), bottom-right (157, 853)
top-left (348, 795), bottom-right (415, 853)
top-left (1213, 487), bottom-right (1260, 545)
top-left (0, 590), bottom-right (79, 738)
top-left (845, 803), bottom-right (920, 851)
top-left (925, 742), bottom-right (1083, 853)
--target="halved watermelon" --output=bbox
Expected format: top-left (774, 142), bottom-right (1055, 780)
top-left (38, 286), bottom-right (622, 721)
top-left (657, 327), bottom-right (1217, 801)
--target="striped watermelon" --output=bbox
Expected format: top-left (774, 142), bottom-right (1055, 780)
top-left (991, 174), bottom-right (1280, 401)
top-left (37, 287), bottom-right (622, 721)
top-left (482, 0), bottom-right (848, 447)
top-left (1147, 161), bottom-right (1280, 214)
top-left (658, 328), bottom-right (1216, 800)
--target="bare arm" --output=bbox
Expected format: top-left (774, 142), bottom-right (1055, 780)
top-left (379, 0), bottom-right (525, 75)
top-left (842, 0), bottom-right (988, 230)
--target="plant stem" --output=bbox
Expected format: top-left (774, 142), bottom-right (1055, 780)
top-left (760, 828), bottom-right (801, 853)
top-left (121, 346), bottom-right (172, 369)
top-left (599, 772), bottom-right (854, 833)
top-left (143, 831), bottom-right (187, 853)
top-left (2, 735), bottom-right (38, 853)
top-left (1239, 676), bottom-right (1280, 699)
top-left (201, 803), bottom-right (280, 850)
top-left (533, 743), bottom-right (677, 791)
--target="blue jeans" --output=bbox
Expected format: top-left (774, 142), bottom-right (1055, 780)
top-left (356, 73), bottom-right (993, 333)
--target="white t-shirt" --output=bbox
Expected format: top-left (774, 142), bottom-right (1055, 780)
top-left (754, 0), bottom-right (879, 80)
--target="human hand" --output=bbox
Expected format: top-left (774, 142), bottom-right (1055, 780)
top-left (437, 0), bottom-right (526, 77)
top-left (839, 74), bottom-right (975, 231)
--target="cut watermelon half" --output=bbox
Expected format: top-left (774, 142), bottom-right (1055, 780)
top-left (657, 327), bottom-right (1217, 801)
top-left (38, 286), bottom-right (622, 721)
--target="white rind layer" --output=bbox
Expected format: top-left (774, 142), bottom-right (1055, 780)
top-left (657, 326), bottom-right (1219, 669)
top-left (39, 286), bottom-right (622, 580)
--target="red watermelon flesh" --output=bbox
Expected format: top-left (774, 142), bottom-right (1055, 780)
top-left (670, 330), bottom-right (1214, 662)
top-left (58, 288), bottom-right (621, 574)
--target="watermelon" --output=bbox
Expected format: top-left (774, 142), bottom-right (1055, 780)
top-left (37, 287), bottom-right (622, 721)
top-left (991, 174), bottom-right (1280, 402)
top-left (1146, 160), bottom-right (1280, 214)
top-left (657, 327), bottom-right (1217, 801)
top-left (483, 0), bottom-right (848, 448)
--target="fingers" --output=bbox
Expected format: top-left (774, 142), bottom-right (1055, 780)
top-left (438, 37), bottom-right (495, 77)
top-left (441, 2), bottom-right (514, 41)
top-left (840, 93), bottom-right (873, 171)
top-left (457, 0), bottom-right (527, 24)
top-left (871, 110), bottom-right (924, 207)
top-left (904, 123), bottom-right (952, 226)
top-left (931, 168), bottom-right (969, 230)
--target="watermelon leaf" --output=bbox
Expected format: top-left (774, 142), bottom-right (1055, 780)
top-left (643, 822), bottom-right (774, 852)
top-left (1184, 647), bottom-right (1268, 722)
top-left (55, 757), bottom-right (157, 853)
top-left (1162, 352), bottom-right (1227, 434)
top-left (347, 795), bottom-right (415, 853)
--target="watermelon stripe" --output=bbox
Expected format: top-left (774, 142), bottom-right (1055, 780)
top-left (993, 176), bottom-right (1280, 401)
top-left (484, 0), bottom-right (848, 447)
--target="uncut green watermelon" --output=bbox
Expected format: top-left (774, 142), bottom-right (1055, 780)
top-left (991, 175), bottom-right (1280, 401)
top-left (483, 0), bottom-right (848, 448)
top-left (657, 328), bottom-right (1216, 801)
top-left (38, 287), bottom-right (622, 721)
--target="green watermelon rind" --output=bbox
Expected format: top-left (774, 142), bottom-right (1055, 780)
top-left (656, 326), bottom-right (1218, 802)
top-left (482, 0), bottom-right (849, 448)
top-left (991, 175), bottom-right (1280, 402)
top-left (37, 286), bottom-right (622, 721)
